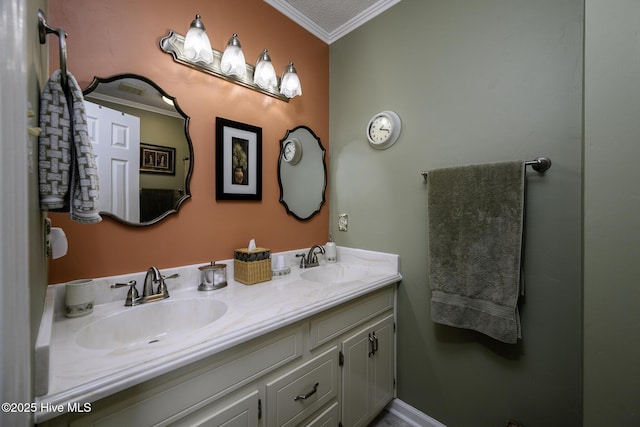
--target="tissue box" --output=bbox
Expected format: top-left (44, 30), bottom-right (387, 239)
top-left (234, 248), bottom-right (272, 285)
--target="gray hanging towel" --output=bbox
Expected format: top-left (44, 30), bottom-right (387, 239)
top-left (39, 70), bottom-right (101, 224)
top-left (428, 161), bottom-right (525, 343)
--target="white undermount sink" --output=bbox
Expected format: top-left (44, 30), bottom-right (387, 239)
top-left (76, 298), bottom-right (228, 350)
top-left (300, 264), bottom-right (369, 284)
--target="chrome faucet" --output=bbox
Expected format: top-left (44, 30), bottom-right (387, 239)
top-left (296, 245), bottom-right (325, 268)
top-left (111, 267), bottom-right (178, 306)
top-left (143, 266), bottom-right (161, 298)
top-left (141, 266), bottom-right (173, 303)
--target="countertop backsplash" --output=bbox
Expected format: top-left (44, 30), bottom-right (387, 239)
top-left (49, 246), bottom-right (400, 317)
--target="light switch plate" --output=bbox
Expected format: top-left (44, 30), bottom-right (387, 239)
top-left (338, 214), bottom-right (348, 231)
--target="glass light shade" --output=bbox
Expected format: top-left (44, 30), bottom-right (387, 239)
top-left (183, 14), bottom-right (213, 64)
top-left (253, 49), bottom-right (278, 90)
top-left (220, 34), bottom-right (246, 78)
top-left (280, 62), bottom-right (302, 98)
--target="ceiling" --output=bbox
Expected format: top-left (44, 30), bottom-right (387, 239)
top-left (263, 0), bottom-right (402, 44)
top-left (85, 77), bottom-right (182, 118)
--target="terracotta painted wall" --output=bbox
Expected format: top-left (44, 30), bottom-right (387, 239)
top-left (48, 0), bottom-right (329, 283)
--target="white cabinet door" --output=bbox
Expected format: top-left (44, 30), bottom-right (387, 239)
top-left (84, 101), bottom-right (140, 222)
top-left (341, 314), bottom-right (395, 427)
top-left (369, 315), bottom-right (395, 417)
top-left (341, 327), bottom-right (371, 427)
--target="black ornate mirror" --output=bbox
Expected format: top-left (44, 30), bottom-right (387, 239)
top-left (82, 74), bottom-right (193, 226)
top-left (277, 126), bottom-right (326, 220)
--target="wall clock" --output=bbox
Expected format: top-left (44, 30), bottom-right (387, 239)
top-left (281, 137), bottom-right (302, 165)
top-left (366, 110), bottom-right (402, 149)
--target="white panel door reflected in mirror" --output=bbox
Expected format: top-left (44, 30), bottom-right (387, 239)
top-left (83, 74), bottom-right (193, 226)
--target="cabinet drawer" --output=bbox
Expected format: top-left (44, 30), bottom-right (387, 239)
top-left (304, 401), bottom-right (339, 427)
top-left (172, 389), bottom-right (260, 427)
top-left (266, 347), bottom-right (338, 427)
top-left (66, 325), bottom-right (303, 427)
top-left (309, 286), bottom-right (394, 350)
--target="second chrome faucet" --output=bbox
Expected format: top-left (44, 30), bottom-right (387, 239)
top-left (296, 245), bottom-right (325, 268)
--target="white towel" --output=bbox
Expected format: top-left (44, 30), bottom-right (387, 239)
top-left (39, 70), bottom-right (101, 224)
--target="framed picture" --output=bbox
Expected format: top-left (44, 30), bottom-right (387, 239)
top-left (140, 143), bottom-right (176, 175)
top-left (216, 117), bottom-right (262, 200)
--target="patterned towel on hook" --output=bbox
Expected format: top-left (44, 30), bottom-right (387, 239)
top-left (39, 70), bottom-right (101, 224)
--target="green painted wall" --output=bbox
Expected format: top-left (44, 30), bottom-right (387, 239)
top-left (330, 0), bottom-right (583, 425)
top-left (584, 1), bottom-right (640, 425)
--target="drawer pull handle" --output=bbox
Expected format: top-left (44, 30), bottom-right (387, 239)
top-left (368, 333), bottom-right (375, 357)
top-left (372, 332), bottom-right (379, 354)
top-left (294, 382), bottom-right (319, 401)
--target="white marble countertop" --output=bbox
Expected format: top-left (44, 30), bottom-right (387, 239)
top-left (34, 247), bottom-right (401, 423)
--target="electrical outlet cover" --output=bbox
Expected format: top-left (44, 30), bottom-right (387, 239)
top-left (338, 214), bottom-right (348, 231)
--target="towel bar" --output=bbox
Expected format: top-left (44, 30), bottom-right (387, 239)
top-left (420, 157), bottom-right (551, 181)
top-left (38, 9), bottom-right (69, 94)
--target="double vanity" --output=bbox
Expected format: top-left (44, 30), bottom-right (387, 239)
top-left (35, 247), bottom-right (401, 426)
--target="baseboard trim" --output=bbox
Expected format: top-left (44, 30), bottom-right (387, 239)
top-left (386, 398), bottom-right (447, 427)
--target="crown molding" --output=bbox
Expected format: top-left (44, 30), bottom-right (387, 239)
top-left (264, 0), bottom-right (402, 44)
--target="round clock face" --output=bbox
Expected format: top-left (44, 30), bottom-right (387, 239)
top-left (367, 111), bottom-right (401, 149)
top-left (368, 115), bottom-right (393, 143)
top-left (282, 138), bottom-right (302, 164)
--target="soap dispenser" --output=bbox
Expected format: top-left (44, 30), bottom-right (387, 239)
top-left (325, 234), bottom-right (337, 263)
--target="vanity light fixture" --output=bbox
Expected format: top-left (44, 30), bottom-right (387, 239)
top-left (280, 62), bottom-right (302, 98)
top-left (220, 33), bottom-right (246, 78)
top-left (253, 49), bottom-right (278, 90)
top-left (159, 14), bottom-right (302, 102)
top-left (183, 14), bottom-right (213, 64)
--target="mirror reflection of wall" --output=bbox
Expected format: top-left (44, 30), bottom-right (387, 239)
top-left (83, 74), bottom-right (193, 226)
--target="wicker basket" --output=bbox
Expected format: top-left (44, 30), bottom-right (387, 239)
top-left (234, 248), bottom-right (272, 285)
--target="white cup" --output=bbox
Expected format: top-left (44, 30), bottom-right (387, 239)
top-left (64, 279), bottom-right (94, 318)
